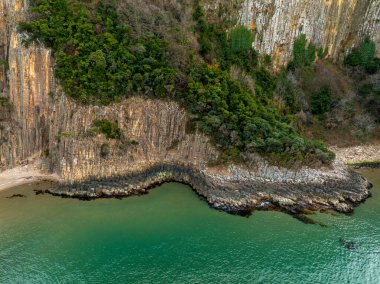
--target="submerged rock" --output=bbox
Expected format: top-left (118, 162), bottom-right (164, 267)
top-left (5, 194), bottom-right (26, 199)
top-left (339, 238), bottom-right (358, 250)
top-left (34, 189), bottom-right (47, 195)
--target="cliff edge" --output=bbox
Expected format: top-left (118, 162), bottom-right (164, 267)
top-left (0, 0), bottom-right (377, 216)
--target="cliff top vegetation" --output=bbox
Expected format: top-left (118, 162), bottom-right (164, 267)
top-left (19, 0), bottom-right (336, 166)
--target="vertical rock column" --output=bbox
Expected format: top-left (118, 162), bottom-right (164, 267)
top-left (0, 0), bottom-right (55, 168)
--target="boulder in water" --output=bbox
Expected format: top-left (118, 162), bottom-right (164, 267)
top-left (339, 238), bottom-right (357, 250)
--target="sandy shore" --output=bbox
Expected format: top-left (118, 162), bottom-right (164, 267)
top-left (0, 165), bottom-right (59, 192)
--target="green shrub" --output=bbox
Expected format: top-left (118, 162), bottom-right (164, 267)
top-left (93, 119), bottom-right (121, 139)
top-left (253, 67), bottom-right (277, 95)
top-left (344, 38), bottom-right (379, 74)
top-left (123, 140), bottom-right (139, 146)
top-left (59, 132), bottom-right (72, 139)
top-left (229, 25), bottom-right (253, 52)
top-left (100, 143), bottom-right (110, 158)
top-left (275, 72), bottom-right (301, 114)
top-left (357, 81), bottom-right (380, 121)
top-left (56, 131), bottom-right (72, 143)
top-left (263, 54), bottom-right (272, 66)
top-left (193, 6), bottom-right (257, 72)
top-left (48, 91), bottom-right (55, 99)
top-left (0, 97), bottom-right (13, 112)
top-left (288, 35), bottom-right (316, 70)
top-left (43, 149), bottom-right (50, 157)
top-left (358, 83), bottom-right (374, 97)
top-left (316, 47), bottom-right (328, 59)
top-left (0, 59), bottom-right (8, 69)
top-left (311, 86), bottom-right (333, 114)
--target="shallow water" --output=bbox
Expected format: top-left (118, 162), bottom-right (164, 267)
top-left (0, 169), bottom-right (379, 283)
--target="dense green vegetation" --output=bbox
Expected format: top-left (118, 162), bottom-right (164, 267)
top-left (344, 38), bottom-right (380, 74)
top-left (288, 35), bottom-right (317, 70)
top-left (20, 0), bottom-right (335, 166)
top-left (189, 6), bottom-right (334, 164)
top-left (93, 119), bottom-right (121, 139)
top-left (193, 5), bottom-right (258, 73)
top-left (20, 0), bottom-right (175, 104)
top-left (344, 39), bottom-right (380, 122)
top-left (279, 36), bottom-right (380, 146)
top-left (311, 86), bottom-right (333, 115)
top-left (185, 64), bottom-right (334, 163)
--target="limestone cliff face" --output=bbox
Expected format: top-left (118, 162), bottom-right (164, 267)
top-left (0, 0), bottom-right (218, 179)
top-left (0, 0), bottom-right (53, 168)
top-left (0, 0), bottom-right (374, 215)
top-left (48, 96), bottom-right (218, 182)
top-left (203, 0), bottom-right (380, 68)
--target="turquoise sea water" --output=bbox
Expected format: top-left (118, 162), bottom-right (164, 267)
top-left (0, 169), bottom-right (379, 283)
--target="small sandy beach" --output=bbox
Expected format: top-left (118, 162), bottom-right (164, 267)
top-left (0, 165), bottom-right (59, 192)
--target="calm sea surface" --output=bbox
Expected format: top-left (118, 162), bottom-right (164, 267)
top-left (0, 169), bottom-right (379, 283)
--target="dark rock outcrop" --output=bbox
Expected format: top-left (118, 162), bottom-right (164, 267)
top-left (48, 162), bottom-right (372, 215)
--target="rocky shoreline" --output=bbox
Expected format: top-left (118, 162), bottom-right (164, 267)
top-left (331, 144), bottom-right (380, 166)
top-left (43, 162), bottom-right (373, 222)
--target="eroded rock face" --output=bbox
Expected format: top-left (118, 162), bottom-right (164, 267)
top-left (48, 96), bottom-right (218, 182)
top-left (203, 0), bottom-right (380, 68)
top-left (0, 0), bottom-right (375, 215)
top-left (0, 0), bottom-right (52, 167)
